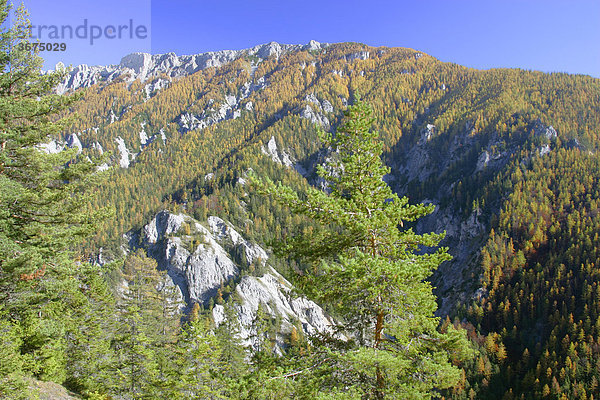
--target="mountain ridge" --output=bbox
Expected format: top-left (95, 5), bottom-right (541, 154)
top-left (55, 40), bottom-right (329, 94)
top-left (42, 39), bottom-right (600, 398)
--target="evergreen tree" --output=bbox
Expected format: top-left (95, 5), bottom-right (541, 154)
top-left (253, 97), bottom-right (472, 398)
top-left (0, 1), bottom-right (108, 394)
top-left (63, 262), bottom-right (119, 397)
top-left (112, 250), bottom-right (181, 399)
top-left (0, 1), bottom-right (102, 286)
top-left (171, 310), bottom-right (226, 399)
top-left (113, 251), bottom-right (160, 398)
top-left (213, 300), bottom-right (247, 393)
top-left (0, 306), bottom-right (29, 399)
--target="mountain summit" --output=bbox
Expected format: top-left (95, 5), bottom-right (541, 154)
top-left (56, 40), bottom-right (328, 93)
top-left (47, 40), bottom-right (600, 399)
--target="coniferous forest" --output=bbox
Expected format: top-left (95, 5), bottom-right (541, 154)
top-left (2, 1), bottom-right (600, 399)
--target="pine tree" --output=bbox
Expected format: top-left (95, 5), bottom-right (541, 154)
top-left (253, 97), bottom-right (472, 398)
top-left (0, 306), bottom-right (29, 399)
top-left (171, 313), bottom-right (226, 399)
top-left (214, 301), bottom-right (247, 387)
top-left (0, 0), bottom-right (108, 393)
top-left (63, 262), bottom-right (119, 397)
top-left (0, 1), bottom-right (102, 285)
top-left (112, 250), bottom-right (180, 399)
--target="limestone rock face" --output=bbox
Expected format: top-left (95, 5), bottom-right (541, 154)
top-left (304, 39), bottom-right (322, 51)
top-left (389, 117), bottom-right (559, 315)
top-left (176, 87), bottom-right (264, 134)
top-left (138, 210), bottom-right (334, 347)
top-left (144, 78), bottom-right (171, 99)
top-left (255, 41), bottom-right (283, 59)
top-left (142, 211), bottom-right (237, 304)
top-left (65, 133), bottom-right (83, 154)
top-left (346, 51), bottom-right (370, 61)
top-left (38, 139), bottom-right (64, 154)
top-left (302, 104), bottom-right (329, 127)
top-left (221, 269), bottom-right (335, 349)
top-left (300, 93), bottom-right (330, 128)
top-left (57, 41), bottom-right (329, 94)
top-left (419, 124), bottom-right (436, 145)
top-left (261, 136), bottom-right (283, 164)
top-left (260, 136), bottom-right (300, 170)
top-left (476, 150), bottom-right (491, 172)
top-left (115, 136), bottom-right (134, 168)
top-left (322, 100), bottom-right (334, 113)
top-left (533, 119), bottom-right (558, 140)
top-left (143, 210), bottom-right (185, 245)
top-left (207, 216), bottom-right (268, 265)
top-left (184, 240), bottom-right (239, 304)
top-left (120, 52), bottom-right (153, 80)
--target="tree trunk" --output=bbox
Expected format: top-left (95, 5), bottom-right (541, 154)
top-left (374, 307), bottom-right (385, 398)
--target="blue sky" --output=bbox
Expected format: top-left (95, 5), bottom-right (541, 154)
top-left (11, 0), bottom-right (600, 77)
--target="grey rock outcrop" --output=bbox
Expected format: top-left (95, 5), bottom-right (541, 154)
top-left (39, 133), bottom-right (85, 155)
top-left (390, 116), bottom-right (561, 314)
top-left (115, 136), bottom-right (135, 168)
top-left (65, 133), bottom-right (83, 154)
top-left (144, 77), bottom-right (171, 98)
top-left (532, 120), bottom-right (558, 156)
top-left (138, 210), bottom-right (335, 348)
top-left (418, 124), bottom-right (436, 145)
top-left (300, 93), bottom-right (331, 128)
top-left (176, 83), bottom-right (266, 133)
top-left (476, 150), bottom-right (491, 171)
top-left (38, 139), bottom-right (64, 154)
top-left (57, 41), bottom-right (329, 94)
top-left (261, 136), bottom-right (297, 169)
top-left (214, 268), bottom-right (335, 349)
top-left (301, 104), bottom-right (330, 127)
top-left (533, 119), bottom-right (558, 140)
top-left (142, 211), bottom-right (238, 305)
top-left (304, 39), bottom-right (323, 52)
top-left (415, 203), bottom-right (486, 316)
top-left (346, 51), bottom-right (370, 61)
top-left (207, 216), bottom-right (268, 265)
top-left (143, 210), bottom-right (185, 245)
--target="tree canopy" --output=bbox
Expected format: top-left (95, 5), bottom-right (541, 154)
top-left (0, 2), bottom-right (109, 396)
top-left (253, 97), bottom-right (472, 398)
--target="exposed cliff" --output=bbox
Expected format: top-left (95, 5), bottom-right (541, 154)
top-left (133, 210), bottom-right (335, 350)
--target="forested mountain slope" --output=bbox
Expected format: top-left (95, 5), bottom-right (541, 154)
top-left (54, 40), bottom-right (600, 399)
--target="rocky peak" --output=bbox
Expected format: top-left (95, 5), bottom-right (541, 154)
top-left (57, 41), bottom-right (330, 94)
top-left (120, 52), bottom-right (153, 79)
top-left (304, 39), bottom-right (323, 51)
top-left (253, 41), bottom-right (283, 59)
